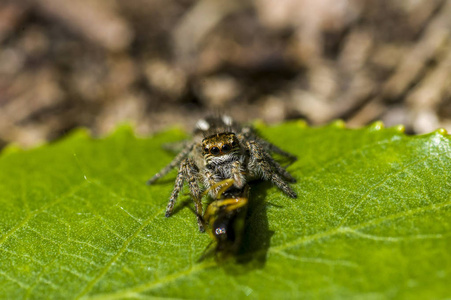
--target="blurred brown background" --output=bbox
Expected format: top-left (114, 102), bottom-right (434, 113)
top-left (0, 0), bottom-right (450, 148)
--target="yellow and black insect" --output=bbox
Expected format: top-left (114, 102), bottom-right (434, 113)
top-left (201, 179), bottom-right (249, 259)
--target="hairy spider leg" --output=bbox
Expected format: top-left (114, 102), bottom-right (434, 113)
top-left (166, 158), bottom-right (205, 232)
top-left (231, 160), bottom-right (246, 188)
top-left (263, 152), bottom-right (296, 183)
top-left (203, 169), bottom-right (217, 197)
top-left (184, 159), bottom-right (204, 232)
top-left (247, 141), bottom-right (297, 198)
top-left (238, 129), bottom-right (297, 161)
top-left (147, 142), bottom-right (195, 185)
top-left (257, 138), bottom-right (298, 162)
top-left (161, 140), bottom-right (187, 154)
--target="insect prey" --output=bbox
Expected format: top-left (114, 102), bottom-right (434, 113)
top-left (202, 178), bottom-right (249, 259)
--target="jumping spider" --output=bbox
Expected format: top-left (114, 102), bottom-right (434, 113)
top-left (147, 115), bottom-right (297, 232)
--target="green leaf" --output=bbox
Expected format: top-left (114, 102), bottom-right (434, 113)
top-left (0, 122), bottom-right (450, 299)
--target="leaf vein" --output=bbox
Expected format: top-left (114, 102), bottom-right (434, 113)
top-left (336, 154), bottom-right (431, 227)
top-left (273, 200), bottom-right (451, 251)
top-left (75, 208), bottom-right (165, 299)
top-left (0, 181), bottom-right (88, 247)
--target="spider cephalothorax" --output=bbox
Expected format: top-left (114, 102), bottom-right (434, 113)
top-left (202, 133), bottom-right (240, 160)
top-left (147, 115), bottom-right (297, 232)
top-left (201, 132), bottom-right (246, 194)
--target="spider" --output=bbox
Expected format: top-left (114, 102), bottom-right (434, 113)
top-left (147, 115), bottom-right (297, 232)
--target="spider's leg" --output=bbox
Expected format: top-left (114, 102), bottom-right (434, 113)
top-left (231, 160), bottom-right (246, 188)
top-left (165, 160), bottom-right (187, 217)
top-left (257, 138), bottom-right (297, 162)
top-left (162, 140), bottom-right (188, 154)
top-left (238, 128), bottom-right (297, 162)
top-left (147, 142), bottom-right (194, 185)
top-left (263, 152), bottom-right (296, 183)
top-left (183, 158), bottom-right (205, 232)
top-left (202, 169), bottom-right (219, 199)
top-left (247, 141), bottom-right (297, 198)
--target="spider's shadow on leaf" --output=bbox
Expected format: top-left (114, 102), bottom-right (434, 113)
top-left (227, 181), bottom-right (274, 272)
top-left (150, 176), bottom-right (178, 186)
top-left (171, 197), bottom-right (195, 216)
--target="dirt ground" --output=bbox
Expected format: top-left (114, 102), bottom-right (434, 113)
top-left (0, 0), bottom-right (450, 148)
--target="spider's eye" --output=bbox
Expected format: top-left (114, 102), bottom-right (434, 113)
top-left (222, 144), bottom-right (231, 152)
top-left (231, 140), bottom-right (237, 147)
top-left (203, 147), bottom-right (209, 153)
top-left (210, 147), bottom-right (220, 155)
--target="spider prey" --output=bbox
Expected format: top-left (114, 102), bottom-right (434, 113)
top-left (147, 115), bottom-right (297, 232)
top-left (203, 178), bottom-right (250, 259)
